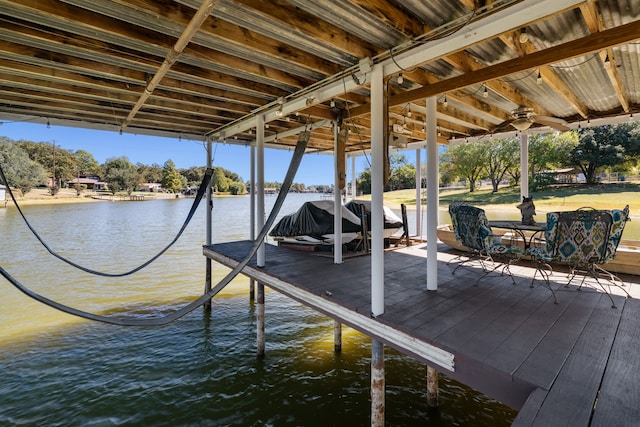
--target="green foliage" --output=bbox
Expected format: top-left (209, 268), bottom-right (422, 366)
top-left (136, 162), bottom-right (163, 183)
top-left (228, 181), bottom-right (246, 195)
top-left (212, 167), bottom-right (229, 192)
top-left (103, 156), bottom-right (140, 195)
top-left (572, 123), bottom-right (639, 183)
top-left (0, 139), bottom-right (47, 194)
top-left (161, 159), bottom-right (183, 193)
top-left (485, 138), bottom-right (519, 192)
top-left (357, 168), bottom-right (371, 194)
top-left (440, 141), bottom-right (487, 192)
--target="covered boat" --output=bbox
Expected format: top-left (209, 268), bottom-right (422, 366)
top-left (345, 200), bottom-right (404, 238)
top-left (269, 200), bottom-right (362, 245)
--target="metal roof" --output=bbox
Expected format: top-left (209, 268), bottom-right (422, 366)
top-left (1, 0), bottom-right (639, 153)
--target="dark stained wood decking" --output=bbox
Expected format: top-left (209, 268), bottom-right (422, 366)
top-left (203, 241), bottom-right (640, 426)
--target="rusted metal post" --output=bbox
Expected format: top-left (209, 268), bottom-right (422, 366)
top-left (371, 338), bottom-right (385, 427)
top-left (427, 366), bottom-right (439, 408)
top-left (334, 320), bottom-right (342, 352)
top-left (256, 283), bottom-right (265, 357)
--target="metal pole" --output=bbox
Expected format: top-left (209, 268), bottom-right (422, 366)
top-left (520, 133), bottom-right (529, 199)
top-left (426, 96), bottom-right (439, 291)
top-left (427, 366), bottom-right (439, 408)
top-left (371, 338), bottom-right (385, 427)
top-left (351, 154), bottom-right (357, 200)
top-left (256, 283), bottom-right (265, 357)
top-left (204, 138), bottom-right (213, 310)
top-left (415, 147), bottom-right (422, 238)
top-left (370, 63), bottom-right (384, 317)
top-left (334, 122), bottom-right (343, 264)
top-left (249, 142), bottom-right (256, 300)
top-left (256, 114), bottom-right (265, 268)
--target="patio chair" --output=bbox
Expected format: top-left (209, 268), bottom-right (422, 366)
top-left (449, 204), bottom-right (524, 285)
top-left (528, 209), bottom-right (617, 307)
top-left (569, 205), bottom-right (631, 296)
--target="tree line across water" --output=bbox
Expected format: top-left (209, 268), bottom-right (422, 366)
top-left (356, 122), bottom-right (640, 194)
top-left (0, 136), bottom-right (249, 196)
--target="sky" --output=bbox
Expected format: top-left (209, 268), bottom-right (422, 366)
top-left (0, 121), bottom-right (381, 186)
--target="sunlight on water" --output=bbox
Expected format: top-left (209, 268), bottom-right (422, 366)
top-left (0, 194), bottom-right (516, 425)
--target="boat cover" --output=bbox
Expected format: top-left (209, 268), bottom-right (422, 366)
top-left (344, 200), bottom-right (404, 230)
top-left (269, 200), bottom-right (362, 238)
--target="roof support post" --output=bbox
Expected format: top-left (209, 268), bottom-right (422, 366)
top-left (333, 122), bottom-right (343, 264)
top-left (426, 96), bottom-right (439, 291)
top-left (415, 147), bottom-right (422, 237)
top-left (351, 155), bottom-right (357, 201)
top-left (256, 114), bottom-right (265, 267)
top-left (370, 63), bottom-right (385, 317)
top-left (520, 133), bottom-right (529, 200)
top-left (249, 142), bottom-right (256, 300)
top-left (204, 137), bottom-right (213, 310)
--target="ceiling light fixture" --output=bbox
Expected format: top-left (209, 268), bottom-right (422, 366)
top-left (519, 28), bottom-right (528, 44)
top-left (330, 99), bottom-right (336, 108)
top-left (483, 85), bottom-right (489, 98)
top-left (511, 118), bottom-right (533, 131)
top-left (536, 70), bottom-right (543, 85)
top-left (604, 54), bottom-right (611, 68)
top-left (407, 104), bottom-right (412, 117)
top-left (397, 73), bottom-right (404, 84)
top-left (442, 95), bottom-right (448, 107)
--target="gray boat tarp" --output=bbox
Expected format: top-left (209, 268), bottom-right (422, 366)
top-left (345, 200), bottom-right (403, 231)
top-left (269, 200), bottom-right (361, 238)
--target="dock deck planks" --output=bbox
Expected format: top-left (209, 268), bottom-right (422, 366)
top-left (203, 240), bottom-right (640, 425)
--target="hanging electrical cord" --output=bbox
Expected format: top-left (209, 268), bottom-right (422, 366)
top-left (0, 130), bottom-right (310, 326)
top-left (0, 163), bottom-right (212, 278)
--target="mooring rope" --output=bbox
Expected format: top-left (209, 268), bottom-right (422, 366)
top-left (0, 164), bottom-right (212, 277)
top-left (0, 131), bottom-right (310, 326)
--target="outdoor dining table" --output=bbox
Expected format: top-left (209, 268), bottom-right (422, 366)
top-left (488, 220), bottom-right (546, 251)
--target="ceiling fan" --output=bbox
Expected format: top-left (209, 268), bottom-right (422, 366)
top-left (506, 106), bottom-right (570, 132)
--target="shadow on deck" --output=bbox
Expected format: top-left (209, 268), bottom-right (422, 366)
top-left (203, 241), bottom-right (640, 426)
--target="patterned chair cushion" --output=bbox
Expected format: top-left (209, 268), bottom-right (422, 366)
top-left (553, 210), bottom-right (612, 264)
top-left (605, 205), bottom-right (629, 261)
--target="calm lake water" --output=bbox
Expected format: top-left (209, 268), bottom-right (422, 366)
top-left (0, 193), bottom-right (519, 426)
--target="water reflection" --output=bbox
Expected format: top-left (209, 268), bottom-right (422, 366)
top-left (0, 194), bottom-right (516, 425)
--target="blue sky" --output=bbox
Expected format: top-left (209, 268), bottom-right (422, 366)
top-left (0, 121), bottom-right (379, 186)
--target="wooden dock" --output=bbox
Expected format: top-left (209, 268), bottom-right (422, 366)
top-left (203, 241), bottom-right (640, 425)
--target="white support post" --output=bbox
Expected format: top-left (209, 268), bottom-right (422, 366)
top-left (370, 62), bottom-right (386, 427)
top-left (351, 155), bottom-right (357, 200)
top-left (256, 114), bottom-right (265, 268)
top-left (426, 96), bottom-right (439, 291)
top-left (415, 147), bottom-right (422, 238)
top-left (249, 142), bottom-right (256, 300)
top-left (370, 63), bottom-right (384, 317)
top-left (520, 133), bottom-right (529, 200)
top-left (334, 122), bottom-right (343, 264)
top-left (204, 138), bottom-right (213, 310)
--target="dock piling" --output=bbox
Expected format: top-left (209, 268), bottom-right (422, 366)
top-left (334, 321), bottom-right (342, 352)
top-left (256, 283), bottom-right (265, 357)
top-left (371, 338), bottom-right (385, 427)
top-left (427, 366), bottom-right (439, 408)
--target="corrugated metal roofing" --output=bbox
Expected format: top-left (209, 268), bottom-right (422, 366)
top-left (0, 0), bottom-right (639, 151)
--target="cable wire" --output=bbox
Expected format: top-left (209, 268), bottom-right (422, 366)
top-left (0, 131), bottom-right (310, 326)
top-left (0, 163), bottom-right (212, 277)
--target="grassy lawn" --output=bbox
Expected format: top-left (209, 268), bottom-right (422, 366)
top-left (376, 182), bottom-right (640, 212)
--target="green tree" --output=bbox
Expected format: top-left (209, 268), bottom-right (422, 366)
top-left (572, 124), bottom-right (637, 183)
top-left (75, 150), bottom-right (102, 176)
top-left (485, 138), bottom-right (519, 192)
top-left (212, 167), bottom-right (230, 192)
top-left (0, 139), bottom-right (47, 194)
top-left (440, 141), bottom-right (487, 192)
top-left (103, 156), bottom-right (140, 195)
top-left (137, 162), bottom-right (163, 183)
top-left (228, 181), bottom-right (247, 195)
top-left (16, 140), bottom-right (78, 186)
top-left (357, 168), bottom-right (371, 194)
top-left (161, 159), bottom-right (183, 193)
top-left (180, 166), bottom-right (205, 186)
